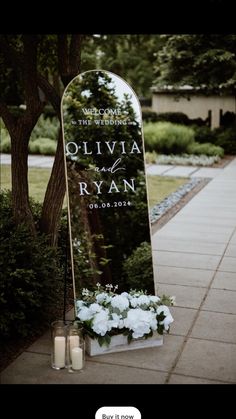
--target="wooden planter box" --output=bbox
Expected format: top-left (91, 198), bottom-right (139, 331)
top-left (85, 333), bottom-right (163, 356)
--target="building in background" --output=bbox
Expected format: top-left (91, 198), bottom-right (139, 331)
top-left (151, 85), bottom-right (236, 129)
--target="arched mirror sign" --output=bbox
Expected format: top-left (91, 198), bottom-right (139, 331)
top-left (61, 70), bottom-right (154, 303)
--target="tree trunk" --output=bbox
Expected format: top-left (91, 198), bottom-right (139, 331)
top-left (11, 131), bottom-right (35, 234)
top-left (39, 128), bottom-right (66, 246)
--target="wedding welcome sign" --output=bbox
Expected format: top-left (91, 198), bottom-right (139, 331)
top-left (61, 70), bottom-right (154, 299)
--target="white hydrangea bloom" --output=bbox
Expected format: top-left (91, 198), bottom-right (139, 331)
top-left (163, 314), bottom-right (174, 330)
top-left (89, 303), bottom-right (102, 314)
top-left (92, 309), bottom-right (110, 336)
top-left (156, 305), bottom-right (171, 316)
top-left (108, 313), bottom-right (121, 329)
top-left (124, 308), bottom-right (157, 339)
top-left (105, 294), bottom-right (112, 303)
top-left (76, 300), bottom-right (85, 309)
top-left (130, 297), bottom-right (138, 308)
top-left (149, 296), bottom-right (160, 303)
top-left (118, 319), bottom-right (125, 329)
top-left (96, 292), bottom-right (107, 304)
top-left (136, 295), bottom-right (150, 306)
top-left (111, 295), bottom-right (129, 312)
top-left (76, 287), bottom-right (174, 341)
top-left (156, 305), bottom-right (174, 331)
top-left (121, 292), bottom-right (129, 298)
top-left (77, 306), bottom-right (93, 321)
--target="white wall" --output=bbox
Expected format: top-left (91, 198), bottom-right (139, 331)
top-left (152, 93), bottom-right (236, 128)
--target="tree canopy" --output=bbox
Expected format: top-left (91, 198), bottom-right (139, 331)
top-left (154, 34), bottom-right (236, 93)
top-left (81, 35), bottom-right (163, 99)
top-left (0, 34), bottom-right (82, 242)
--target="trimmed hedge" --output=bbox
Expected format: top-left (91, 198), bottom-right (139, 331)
top-left (142, 109), bottom-right (206, 126)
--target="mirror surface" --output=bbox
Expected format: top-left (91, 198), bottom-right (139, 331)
top-left (61, 70), bottom-right (154, 298)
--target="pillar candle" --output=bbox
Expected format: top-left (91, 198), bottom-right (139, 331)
top-left (54, 336), bottom-right (66, 368)
top-left (71, 347), bottom-right (83, 370)
top-left (69, 335), bottom-right (80, 359)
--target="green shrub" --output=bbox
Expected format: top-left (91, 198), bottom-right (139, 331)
top-left (189, 117), bottom-right (206, 127)
top-left (193, 126), bottom-right (218, 144)
top-left (216, 127), bottom-right (236, 154)
top-left (0, 121), bottom-right (11, 152)
top-left (29, 137), bottom-right (57, 155)
top-left (221, 111), bottom-right (236, 128)
top-left (1, 136), bottom-right (57, 155)
top-left (142, 108), bottom-right (159, 123)
top-left (187, 142), bottom-right (224, 157)
top-left (145, 151), bottom-right (157, 164)
top-left (0, 190), bottom-right (64, 338)
top-left (0, 135), bottom-right (11, 153)
top-left (142, 110), bottom-right (192, 125)
top-left (122, 242), bottom-right (154, 293)
top-left (155, 112), bottom-right (191, 125)
top-left (30, 115), bottom-right (59, 141)
top-left (144, 122), bottom-right (195, 154)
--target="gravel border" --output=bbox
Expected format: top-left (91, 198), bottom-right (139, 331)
top-left (150, 177), bottom-right (202, 224)
top-left (151, 177), bottom-right (210, 235)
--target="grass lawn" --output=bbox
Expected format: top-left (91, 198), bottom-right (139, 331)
top-left (147, 175), bottom-right (188, 209)
top-left (1, 165), bottom-right (51, 203)
top-left (1, 165), bottom-right (188, 209)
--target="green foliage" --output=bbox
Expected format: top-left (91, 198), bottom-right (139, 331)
top-left (145, 151), bottom-right (157, 164)
top-left (0, 190), bottom-right (64, 338)
top-left (154, 112), bottom-right (191, 125)
top-left (0, 117), bottom-right (57, 155)
top-left (187, 142), bottom-right (224, 157)
top-left (122, 242), bottom-right (154, 293)
top-left (144, 122), bottom-right (195, 154)
top-left (30, 115), bottom-right (59, 142)
top-left (0, 134), bottom-right (11, 153)
top-left (92, 35), bottom-right (164, 98)
top-left (0, 120), bottom-right (11, 152)
top-left (221, 111), bottom-right (236, 128)
top-left (144, 122), bottom-right (225, 157)
top-left (216, 127), bottom-right (236, 154)
top-left (142, 108), bottom-right (160, 122)
top-left (28, 137), bottom-right (57, 155)
top-left (192, 125), bottom-right (218, 144)
top-left (155, 34), bottom-right (236, 93)
top-left (142, 110), bottom-right (206, 126)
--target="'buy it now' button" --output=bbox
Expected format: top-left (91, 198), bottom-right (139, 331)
top-left (95, 406), bottom-right (141, 419)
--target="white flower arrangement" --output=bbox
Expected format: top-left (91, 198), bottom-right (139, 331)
top-left (75, 283), bottom-right (174, 347)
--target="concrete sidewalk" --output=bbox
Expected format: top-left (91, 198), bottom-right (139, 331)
top-left (1, 153), bottom-right (223, 178)
top-left (1, 153), bottom-right (54, 168)
top-left (1, 159), bottom-right (236, 384)
top-left (146, 163), bottom-right (223, 178)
